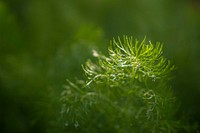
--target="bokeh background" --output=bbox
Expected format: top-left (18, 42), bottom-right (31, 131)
top-left (0, 0), bottom-right (200, 132)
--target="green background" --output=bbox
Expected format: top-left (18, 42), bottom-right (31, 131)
top-left (0, 0), bottom-right (200, 132)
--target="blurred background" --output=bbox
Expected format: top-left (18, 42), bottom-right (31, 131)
top-left (0, 0), bottom-right (200, 132)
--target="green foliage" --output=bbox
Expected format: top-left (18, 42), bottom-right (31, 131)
top-left (1, 0), bottom-right (200, 132)
top-left (83, 36), bottom-right (175, 86)
top-left (61, 36), bottom-right (194, 132)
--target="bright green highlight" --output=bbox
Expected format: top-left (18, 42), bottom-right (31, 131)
top-left (61, 36), bottom-right (195, 132)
